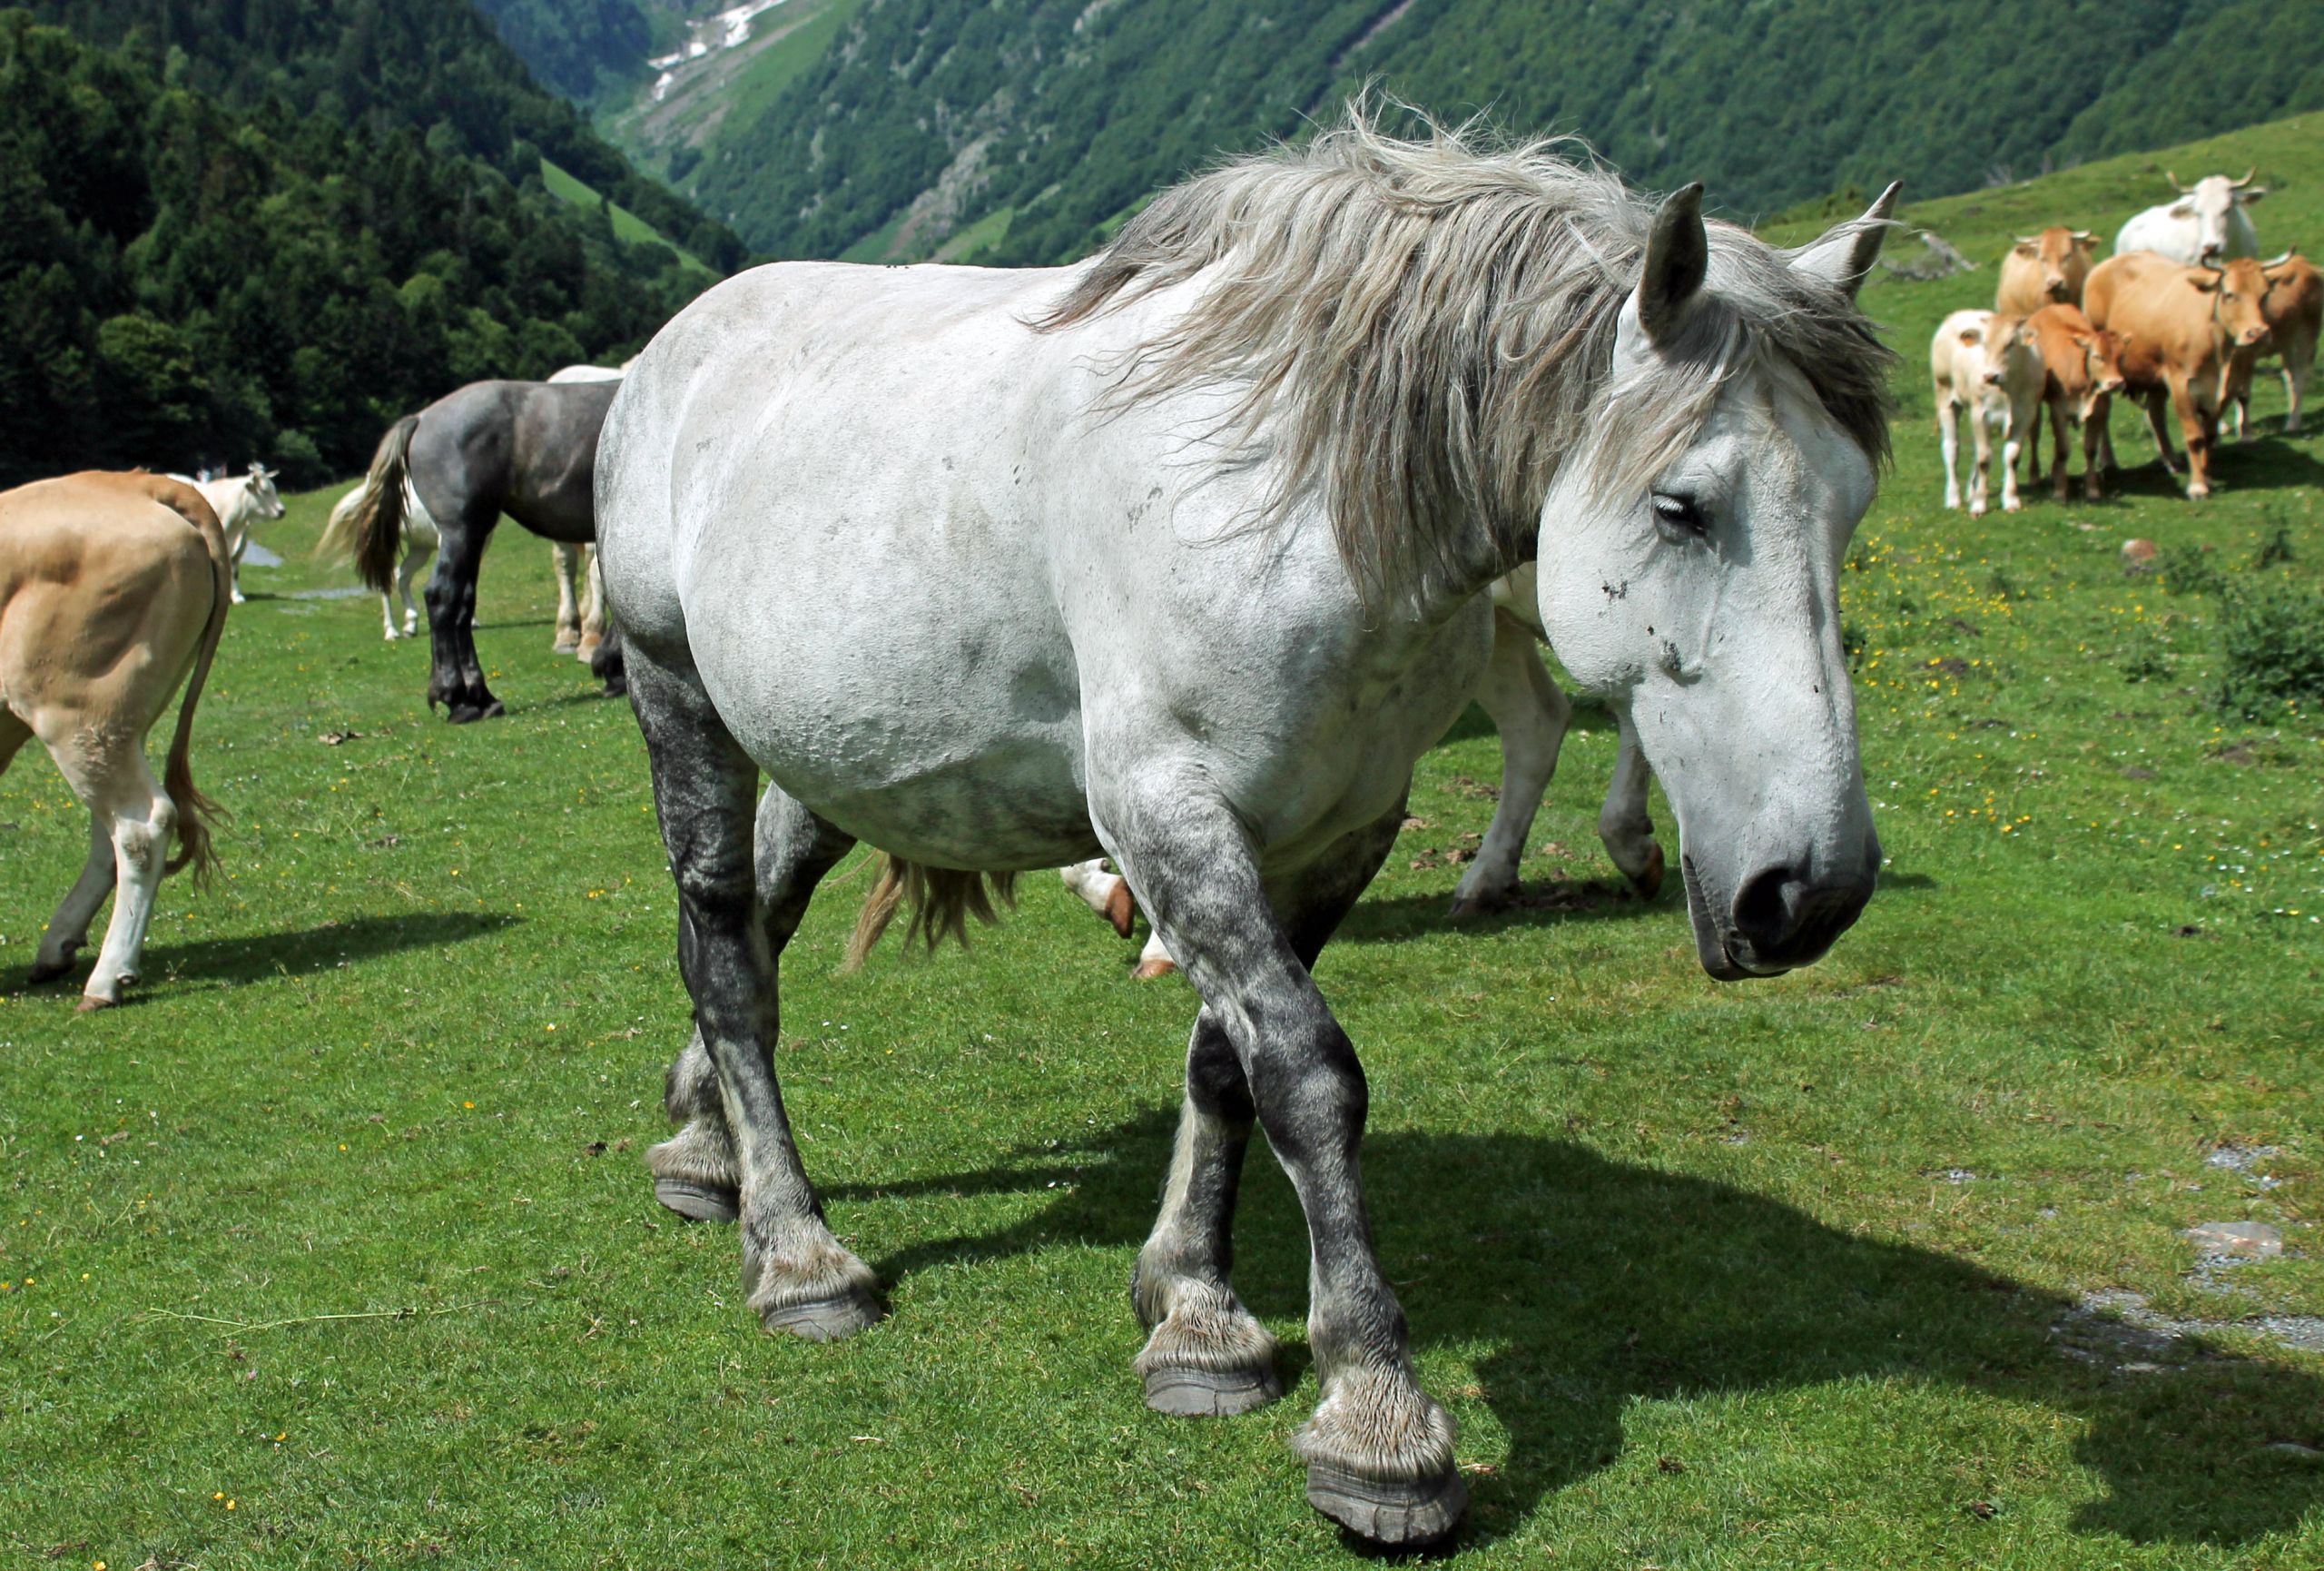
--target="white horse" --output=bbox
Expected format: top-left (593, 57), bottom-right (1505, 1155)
top-left (597, 114), bottom-right (1896, 1546)
top-left (1067, 563), bottom-right (1666, 975)
top-left (170, 463), bottom-right (283, 603)
top-left (321, 479), bottom-right (437, 640)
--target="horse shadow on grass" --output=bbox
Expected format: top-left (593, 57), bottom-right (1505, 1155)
top-left (833, 1108), bottom-right (2324, 1552)
top-left (2, 912), bottom-right (518, 997)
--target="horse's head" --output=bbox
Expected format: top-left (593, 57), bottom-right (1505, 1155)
top-left (1535, 183), bottom-right (1897, 980)
top-left (246, 462), bottom-right (286, 519)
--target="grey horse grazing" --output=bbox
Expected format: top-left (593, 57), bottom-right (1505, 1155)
top-left (598, 114), bottom-right (1896, 1547)
top-left (338, 379), bottom-right (624, 721)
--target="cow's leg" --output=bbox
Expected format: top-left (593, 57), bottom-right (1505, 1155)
top-left (551, 542), bottom-right (584, 655)
top-left (1110, 783), bottom-right (1462, 1546)
top-left (2024, 395), bottom-right (2044, 485)
top-left (1597, 708), bottom-right (1663, 897)
top-left (1936, 392), bottom-right (1963, 509)
top-left (577, 548), bottom-right (606, 663)
top-left (631, 650), bottom-right (880, 1338)
top-left (2083, 394), bottom-right (2109, 500)
top-left (651, 778), bottom-right (855, 1226)
top-left (27, 815), bottom-right (115, 985)
top-left (1967, 406), bottom-right (1994, 518)
top-left (1997, 406), bottom-right (2024, 512)
top-left (2138, 387), bottom-right (2181, 472)
top-left (1060, 858), bottom-right (1137, 938)
top-left (1450, 610), bottom-right (1568, 918)
top-left (2170, 373), bottom-right (2213, 499)
top-left (227, 519), bottom-right (249, 605)
top-left (423, 511), bottom-right (502, 722)
top-left (2050, 392), bottom-right (2074, 499)
top-left (1135, 925), bottom-right (1177, 979)
top-left (37, 730), bottom-right (175, 1010)
top-left (2286, 344), bottom-right (2310, 435)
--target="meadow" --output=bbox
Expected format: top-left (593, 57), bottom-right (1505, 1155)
top-left (1, 117), bottom-right (2319, 1568)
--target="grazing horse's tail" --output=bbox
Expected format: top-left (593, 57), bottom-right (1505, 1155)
top-left (321, 415), bottom-right (417, 593)
top-left (844, 856), bottom-right (1019, 970)
top-left (153, 482), bottom-right (233, 884)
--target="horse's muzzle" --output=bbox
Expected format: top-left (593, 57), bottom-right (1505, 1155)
top-left (1683, 852), bottom-right (1877, 980)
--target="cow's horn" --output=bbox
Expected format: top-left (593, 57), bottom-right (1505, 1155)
top-left (2166, 169), bottom-right (2191, 193)
top-left (2230, 167), bottom-right (2256, 188)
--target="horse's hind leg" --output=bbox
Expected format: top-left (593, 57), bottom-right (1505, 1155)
top-left (1450, 609), bottom-right (1568, 918)
top-left (1113, 785), bottom-right (1462, 1546)
top-left (423, 509), bottom-right (503, 722)
top-left (576, 548), bottom-right (606, 663)
top-left (551, 543), bottom-right (584, 655)
top-left (630, 649), bottom-right (879, 1339)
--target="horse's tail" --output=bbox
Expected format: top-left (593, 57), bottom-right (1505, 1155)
top-left (155, 483), bottom-right (233, 883)
top-left (321, 415), bottom-right (416, 593)
top-left (844, 856), bottom-right (1018, 970)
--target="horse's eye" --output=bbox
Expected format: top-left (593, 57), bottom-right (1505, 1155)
top-left (1651, 492), bottom-right (1709, 539)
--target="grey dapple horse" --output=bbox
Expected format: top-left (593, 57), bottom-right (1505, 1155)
top-left (598, 115), bottom-right (1896, 1546)
top-left (338, 379), bottom-right (625, 721)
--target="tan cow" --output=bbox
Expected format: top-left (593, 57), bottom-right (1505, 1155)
top-left (2019, 303), bottom-right (2129, 500)
top-left (2225, 250), bottom-right (2321, 438)
top-left (2083, 252), bottom-right (2270, 499)
top-left (1931, 309), bottom-right (2043, 515)
top-left (1997, 227), bottom-right (2097, 316)
top-left (0, 472), bottom-right (230, 1008)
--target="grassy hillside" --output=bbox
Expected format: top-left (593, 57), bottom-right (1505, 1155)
top-left (0, 115), bottom-right (2318, 1566)
top-left (677, 0), bottom-right (2324, 262)
top-left (539, 156), bottom-right (717, 275)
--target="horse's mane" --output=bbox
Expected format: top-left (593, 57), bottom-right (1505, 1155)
top-left (1039, 106), bottom-right (1896, 605)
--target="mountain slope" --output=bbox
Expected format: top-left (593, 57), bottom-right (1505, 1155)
top-left (670, 0), bottom-right (2324, 262)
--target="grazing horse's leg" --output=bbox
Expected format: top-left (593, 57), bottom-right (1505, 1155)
top-left (1449, 609), bottom-right (1569, 919)
top-left (576, 548), bottom-right (606, 663)
top-left (1597, 709), bottom-right (1665, 897)
top-left (551, 543), bottom-right (585, 655)
top-left (630, 650), bottom-right (881, 1339)
top-left (1118, 790), bottom-right (1462, 1546)
top-left (651, 778), bottom-right (854, 1223)
top-left (424, 509), bottom-right (504, 722)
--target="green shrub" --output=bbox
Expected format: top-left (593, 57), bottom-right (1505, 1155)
top-left (2157, 545), bottom-right (2228, 598)
top-left (2252, 524), bottom-right (2297, 570)
top-left (2217, 580), bottom-right (2324, 719)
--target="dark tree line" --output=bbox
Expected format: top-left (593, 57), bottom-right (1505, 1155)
top-left (0, 12), bottom-right (719, 487)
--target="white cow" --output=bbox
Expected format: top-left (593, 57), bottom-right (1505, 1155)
top-left (1065, 564), bottom-right (1665, 976)
top-left (170, 463), bottom-right (283, 603)
top-left (1932, 309), bottom-right (2043, 516)
top-left (2116, 170), bottom-right (2263, 267)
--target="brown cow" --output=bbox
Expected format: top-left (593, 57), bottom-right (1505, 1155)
top-left (1997, 227), bottom-right (2097, 317)
top-left (2225, 250), bottom-right (2322, 438)
top-left (0, 471), bottom-right (231, 1008)
top-left (2083, 252), bottom-right (2270, 499)
top-left (2018, 303), bottom-right (2129, 500)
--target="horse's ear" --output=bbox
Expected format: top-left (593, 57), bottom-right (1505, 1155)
top-left (1792, 181), bottom-right (1901, 301)
top-left (1637, 183), bottom-right (1709, 343)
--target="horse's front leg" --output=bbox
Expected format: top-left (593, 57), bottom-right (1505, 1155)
top-left (1449, 609), bottom-right (1568, 919)
top-left (1113, 786), bottom-right (1463, 1547)
top-left (630, 649), bottom-right (880, 1339)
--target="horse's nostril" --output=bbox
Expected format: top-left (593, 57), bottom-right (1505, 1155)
top-left (1732, 865), bottom-right (1802, 953)
top-left (1731, 864), bottom-right (1875, 968)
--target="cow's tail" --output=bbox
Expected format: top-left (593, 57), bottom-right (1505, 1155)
top-left (844, 856), bottom-right (1018, 971)
top-left (157, 489), bottom-right (234, 883)
top-left (320, 415), bottom-right (416, 593)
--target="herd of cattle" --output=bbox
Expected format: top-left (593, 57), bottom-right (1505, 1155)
top-left (1932, 170), bottom-right (2318, 514)
top-left (0, 169), bottom-right (2313, 1011)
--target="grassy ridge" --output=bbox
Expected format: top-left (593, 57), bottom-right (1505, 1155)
top-left (0, 116), bottom-right (2319, 1566)
top-left (540, 156), bottom-right (719, 276)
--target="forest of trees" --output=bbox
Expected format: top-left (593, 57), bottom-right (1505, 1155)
top-left (683, 0), bottom-right (2324, 263)
top-left (0, 1), bottom-right (746, 488)
top-left (469, 0), bottom-right (671, 106)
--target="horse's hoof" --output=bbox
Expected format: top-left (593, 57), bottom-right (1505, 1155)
top-left (552, 637), bottom-right (580, 656)
top-left (1132, 957), bottom-right (1179, 981)
top-left (1144, 1361), bottom-right (1282, 1418)
top-left (1447, 893), bottom-right (1506, 922)
top-left (599, 677), bottom-right (626, 699)
top-left (655, 1178), bottom-right (739, 1223)
top-left (1103, 880), bottom-right (1136, 940)
top-left (761, 1288), bottom-right (885, 1342)
top-left (1630, 843), bottom-right (1666, 900)
top-left (26, 955), bottom-right (73, 984)
top-left (1305, 1461), bottom-right (1468, 1548)
top-left (75, 994), bottom-right (114, 1013)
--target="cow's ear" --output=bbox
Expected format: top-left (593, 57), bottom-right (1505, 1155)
top-left (2072, 334), bottom-right (2097, 352)
top-left (2190, 270), bottom-right (2221, 294)
top-left (1792, 181), bottom-right (1900, 300)
top-left (1957, 327), bottom-right (1983, 345)
top-left (2239, 186), bottom-right (2267, 205)
top-left (2072, 231), bottom-right (2097, 246)
top-left (2012, 242), bottom-right (2038, 259)
top-left (2169, 200), bottom-right (2196, 219)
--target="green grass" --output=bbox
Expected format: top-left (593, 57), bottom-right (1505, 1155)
top-left (714, 0), bottom-right (866, 139)
top-left (4, 115), bottom-right (2322, 1567)
top-left (538, 156), bottom-right (717, 276)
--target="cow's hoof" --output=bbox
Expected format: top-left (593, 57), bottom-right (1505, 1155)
top-left (1132, 957), bottom-right (1179, 981)
top-left (761, 1288), bottom-right (885, 1342)
top-left (1103, 880), bottom-right (1136, 940)
top-left (1306, 1462), bottom-right (1468, 1549)
top-left (1630, 843), bottom-right (1666, 900)
top-left (1144, 1362), bottom-right (1282, 1418)
top-left (76, 994), bottom-right (114, 1013)
top-left (655, 1177), bottom-right (739, 1223)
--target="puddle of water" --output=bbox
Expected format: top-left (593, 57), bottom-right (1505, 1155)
top-left (241, 543), bottom-right (285, 568)
top-left (287, 587), bottom-right (370, 601)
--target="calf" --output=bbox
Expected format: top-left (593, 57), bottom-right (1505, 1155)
top-left (2020, 303), bottom-right (2129, 500)
top-left (2225, 250), bottom-right (2321, 437)
top-left (171, 462), bottom-right (283, 604)
top-left (2084, 252), bottom-right (2270, 499)
top-left (1931, 309), bottom-right (2042, 515)
top-left (1997, 227), bottom-right (2096, 316)
top-left (0, 472), bottom-right (230, 1007)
